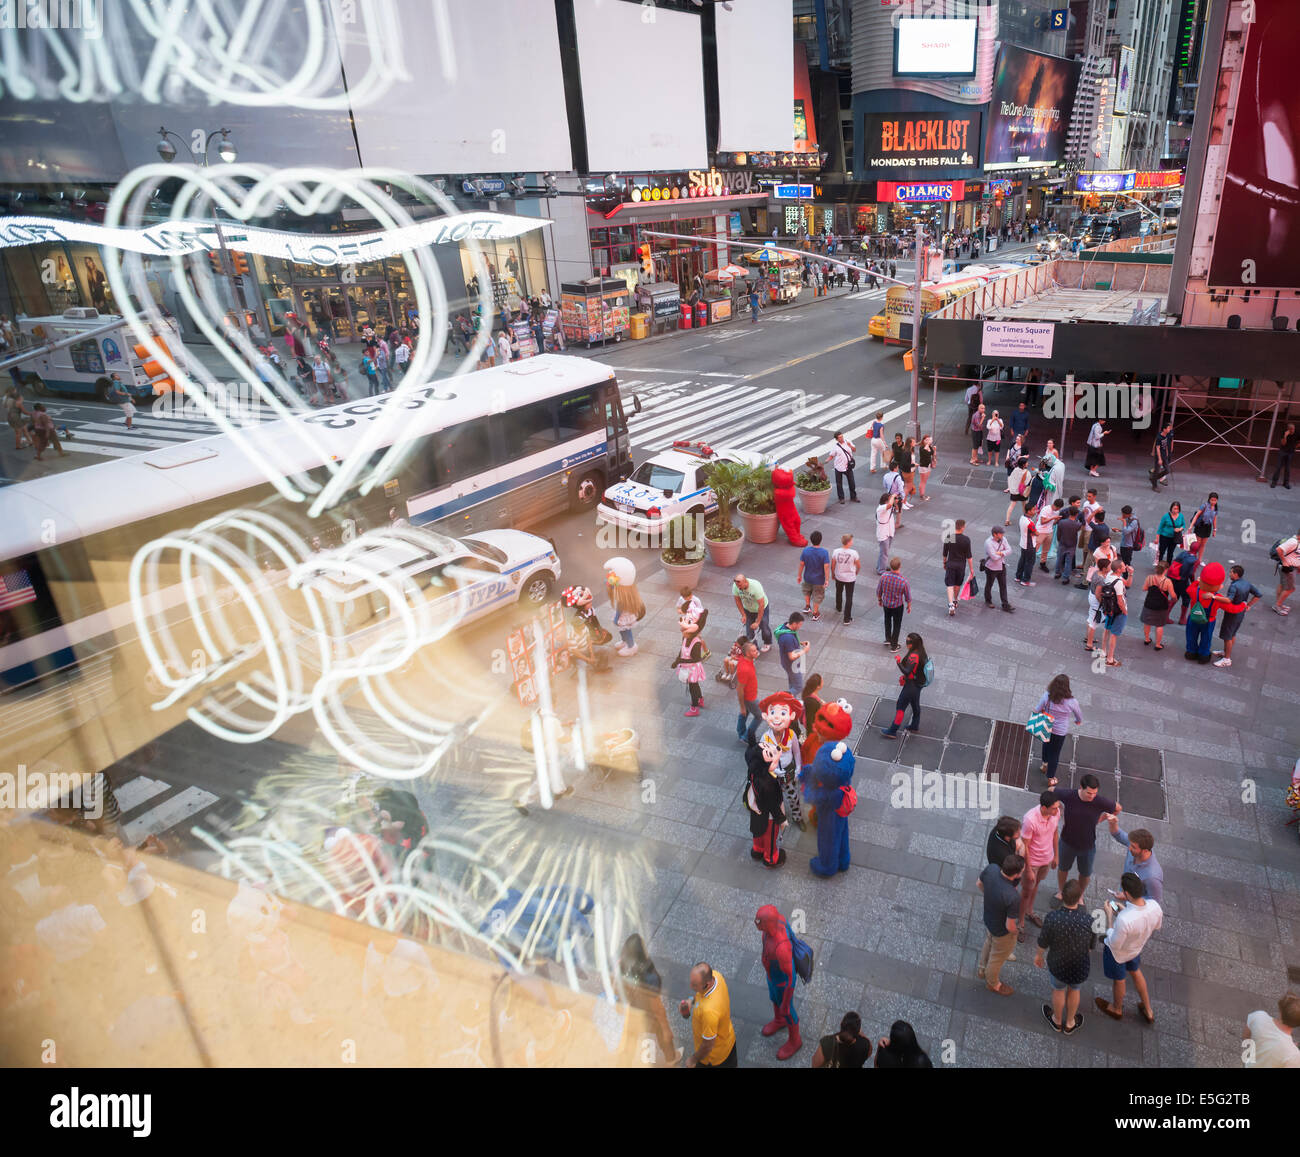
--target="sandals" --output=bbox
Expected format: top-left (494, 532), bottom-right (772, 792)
top-left (1026, 913), bottom-right (1043, 928)
top-left (1154, 644), bottom-right (1164, 650)
top-left (1094, 997), bottom-right (1123, 1021)
top-left (1107, 659), bottom-right (1122, 667)
top-left (987, 982), bottom-right (1014, 996)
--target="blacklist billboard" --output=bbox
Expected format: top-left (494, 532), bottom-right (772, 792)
top-left (984, 45), bottom-right (1081, 166)
top-left (1207, 0), bottom-right (1300, 290)
top-left (860, 111), bottom-right (982, 180)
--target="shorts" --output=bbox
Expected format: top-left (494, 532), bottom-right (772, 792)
top-left (1085, 600), bottom-right (1101, 629)
top-left (919, 465), bottom-right (931, 476)
top-left (1057, 838), bottom-right (1096, 877)
top-left (1102, 944), bottom-right (1141, 981)
top-left (800, 582), bottom-right (826, 600)
top-left (1280, 569), bottom-right (1296, 593)
top-left (1194, 522), bottom-right (1212, 539)
top-left (971, 431), bottom-right (984, 450)
top-left (1048, 971), bottom-right (1085, 992)
top-left (944, 565), bottom-right (966, 589)
top-left (1218, 611), bottom-right (1244, 641)
top-left (986, 440), bottom-right (1001, 457)
top-left (120, 401), bottom-right (137, 418)
top-left (1104, 613), bottom-right (1127, 636)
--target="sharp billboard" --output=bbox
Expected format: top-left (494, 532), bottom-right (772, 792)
top-left (984, 45), bottom-right (1081, 167)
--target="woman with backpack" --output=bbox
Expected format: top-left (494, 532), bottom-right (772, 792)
top-left (1189, 492), bottom-right (1219, 561)
top-left (812, 1011), bottom-right (872, 1068)
top-left (360, 346), bottom-right (381, 396)
top-left (1157, 501), bottom-right (1185, 566)
top-left (878, 633), bottom-right (928, 738)
top-left (969, 403), bottom-right (986, 465)
top-left (1141, 561), bottom-right (1176, 649)
top-left (1035, 673), bottom-right (1083, 788)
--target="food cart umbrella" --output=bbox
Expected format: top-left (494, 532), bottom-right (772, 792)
top-left (719, 263), bottom-right (750, 278)
top-left (703, 268), bottom-right (734, 282)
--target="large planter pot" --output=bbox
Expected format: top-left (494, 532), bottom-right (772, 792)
top-left (739, 507), bottom-right (779, 545)
top-left (797, 486), bottom-right (831, 515)
top-left (704, 526), bottom-right (745, 568)
top-left (660, 556), bottom-right (705, 588)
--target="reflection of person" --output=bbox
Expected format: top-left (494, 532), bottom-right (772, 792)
top-left (83, 256), bottom-right (108, 310)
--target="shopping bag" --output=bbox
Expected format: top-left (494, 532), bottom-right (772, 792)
top-left (959, 576), bottom-right (976, 601)
top-left (1026, 712), bottom-right (1053, 742)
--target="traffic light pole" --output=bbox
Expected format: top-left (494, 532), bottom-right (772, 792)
top-left (908, 222), bottom-right (923, 443)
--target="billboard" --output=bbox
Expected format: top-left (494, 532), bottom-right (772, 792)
top-left (1113, 46), bottom-right (1135, 117)
top-left (1075, 171), bottom-right (1136, 193)
top-left (984, 45), bottom-right (1082, 166)
top-left (860, 111), bottom-right (982, 178)
top-left (894, 17), bottom-right (978, 78)
top-left (1207, 0), bottom-right (1300, 289)
top-left (715, 0), bottom-right (794, 152)
top-left (876, 181), bottom-right (967, 203)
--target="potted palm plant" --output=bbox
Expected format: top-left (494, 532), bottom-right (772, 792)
top-left (737, 461), bottom-right (778, 545)
top-left (659, 514), bottom-right (706, 587)
top-left (795, 456), bottom-right (832, 516)
top-left (701, 459), bottom-right (748, 567)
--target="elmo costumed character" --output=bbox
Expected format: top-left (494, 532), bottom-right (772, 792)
top-left (771, 467), bottom-right (807, 547)
top-left (755, 904), bottom-right (802, 1059)
top-left (799, 698), bottom-right (853, 828)
top-left (803, 740), bottom-right (857, 877)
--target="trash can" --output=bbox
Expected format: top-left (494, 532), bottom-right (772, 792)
top-left (629, 312), bottom-right (649, 340)
top-left (679, 303), bottom-right (693, 329)
top-left (694, 302), bottom-right (707, 327)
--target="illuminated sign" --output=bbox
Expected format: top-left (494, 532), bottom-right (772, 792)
top-left (1074, 171), bottom-right (1136, 192)
top-left (0, 212), bottom-right (549, 264)
top-left (876, 181), bottom-right (966, 203)
top-left (627, 169), bottom-right (757, 203)
top-left (1135, 170), bottom-right (1183, 189)
top-left (774, 184), bottom-right (814, 199)
top-left (715, 151), bottom-right (822, 171)
top-left (461, 178), bottom-right (506, 195)
top-left (861, 112), bottom-right (982, 176)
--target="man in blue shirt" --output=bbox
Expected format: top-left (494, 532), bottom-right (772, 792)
top-left (773, 612), bottom-right (809, 696)
top-left (1010, 401), bottom-right (1030, 440)
top-left (1213, 563), bottom-right (1262, 668)
top-left (797, 531), bottom-right (831, 622)
top-left (1106, 816), bottom-right (1163, 904)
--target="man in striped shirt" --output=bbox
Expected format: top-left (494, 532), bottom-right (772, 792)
top-left (876, 558), bottom-right (912, 652)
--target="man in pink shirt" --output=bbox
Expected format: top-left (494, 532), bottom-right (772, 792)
top-left (1019, 792), bottom-right (1061, 940)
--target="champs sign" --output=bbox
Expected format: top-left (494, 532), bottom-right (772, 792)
top-left (877, 181), bottom-right (966, 203)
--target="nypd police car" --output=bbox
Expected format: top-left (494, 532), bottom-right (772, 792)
top-left (303, 527), bottom-right (561, 646)
top-left (596, 440), bottom-right (765, 537)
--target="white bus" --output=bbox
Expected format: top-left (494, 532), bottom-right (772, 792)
top-left (0, 355), bottom-right (632, 716)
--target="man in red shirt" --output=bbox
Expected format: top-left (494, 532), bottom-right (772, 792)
top-left (734, 640), bottom-right (762, 744)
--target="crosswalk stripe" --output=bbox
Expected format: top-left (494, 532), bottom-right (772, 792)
top-left (627, 381), bottom-right (734, 420)
top-left (629, 387), bottom-right (779, 442)
top-left (115, 776), bottom-right (172, 813)
top-left (692, 392), bottom-right (854, 449)
top-left (121, 785), bottom-right (220, 845)
top-left (616, 368), bottom-right (737, 378)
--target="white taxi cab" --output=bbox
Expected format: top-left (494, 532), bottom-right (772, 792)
top-left (301, 527), bottom-right (561, 648)
top-left (595, 440), bottom-right (765, 538)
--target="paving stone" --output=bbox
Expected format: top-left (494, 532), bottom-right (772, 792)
top-left (1075, 735), bottom-right (1119, 769)
top-left (911, 708), bottom-right (955, 739)
top-left (897, 733), bottom-right (944, 770)
top-left (1119, 742), bottom-right (1164, 782)
top-left (950, 712), bottom-right (994, 746)
top-left (940, 743), bottom-right (990, 777)
top-left (1119, 776), bottom-right (1168, 821)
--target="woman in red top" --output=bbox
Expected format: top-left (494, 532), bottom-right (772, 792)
top-left (1184, 561), bottom-right (1248, 663)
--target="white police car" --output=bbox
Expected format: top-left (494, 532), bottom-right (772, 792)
top-left (595, 440), bottom-right (765, 537)
top-left (303, 527), bottom-right (561, 645)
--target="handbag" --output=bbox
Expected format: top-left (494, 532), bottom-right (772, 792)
top-left (1026, 711), bottom-right (1053, 742)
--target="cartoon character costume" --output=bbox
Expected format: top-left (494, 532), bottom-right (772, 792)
top-left (799, 698), bottom-right (853, 828)
top-left (562, 585), bottom-right (612, 655)
top-left (605, 556), bottom-right (646, 657)
top-left (803, 741), bottom-right (857, 877)
top-left (746, 737), bottom-right (788, 868)
top-left (771, 467), bottom-right (807, 547)
top-left (759, 691), bottom-right (805, 825)
top-left (670, 608), bottom-right (709, 716)
top-left (755, 904), bottom-right (802, 1059)
top-left (1183, 561), bottom-right (1247, 663)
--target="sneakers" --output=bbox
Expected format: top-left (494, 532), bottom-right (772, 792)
top-left (811, 612), bottom-right (822, 621)
top-left (948, 602), bottom-right (956, 617)
top-left (902, 503), bottom-right (914, 510)
top-left (684, 707), bottom-right (700, 717)
top-left (1214, 657), bottom-right (1232, 667)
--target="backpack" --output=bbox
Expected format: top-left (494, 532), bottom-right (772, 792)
top-left (1269, 538), bottom-right (1284, 564)
top-left (787, 922), bottom-right (815, 985)
top-left (1098, 577), bottom-right (1122, 620)
top-left (835, 783), bottom-right (858, 818)
top-left (920, 657), bottom-right (935, 688)
top-left (1189, 593), bottom-right (1209, 625)
top-left (1130, 520), bottom-right (1146, 551)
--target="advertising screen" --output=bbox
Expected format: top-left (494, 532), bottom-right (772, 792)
top-left (860, 111), bottom-right (982, 179)
top-left (984, 45), bottom-right (1081, 166)
top-left (1075, 171), bottom-right (1136, 193)
top-left (894, 17), bottom-right (978, 77)
top-left (1207, 0), bottom-right (1300, 289)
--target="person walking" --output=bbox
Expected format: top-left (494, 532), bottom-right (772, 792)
top-left (774, 612), bottom-right (810, 696)
top-left (1010, 400), bottom-right (1030, 443)
top-left (679, 963), bottom-right (738, 1067)
top-left (735, 640), bottom-right (762, 744)
top-left (1242, 994), bottom-right (1300, 1068)
top-left (878, 633), bottom-right (927, 737)
top-left (1106, 816), bottom-right (1164, 903)
top-left (393, 337), bottom-right (410, 378)
top-left (916, 433), bottom-right (936, 501)
top-left (1140, 562), bottom-right (1176, 649)
top-left (829, 432), bottom-right (858, 503)
top-left (1189, 492), bottom-right (1219, 562)
top-left (969, 403), bottom-right (986, 465)
top-left (1035, 878), bottom-right (1092, 1035)
top-left (1035, 673), bottom-right (1083, 788)
top-left (874, 1021), bottom-right (933, 1068)
top-left (106, 373), bottom-right (137, 430)
top-left (868, 412), bottom-right (887, 473)
top-left (748, 284), bottom-right (760, 323)
top-left (874, 493), bottom-right (896, 575)
top-left (876, 557), bottom-right (911, 651)
top-left (360, 348), bottom-right (381, 396)
top-left (811, 1011), bottom-right (872, 1068)
top-left (831, 533), bottom-right (860, 624)
top-left (1018, 792), bottom-right (1062, 941)
top-left (1273, 529), bottom-right (1300, 616)
top-left (984, 409), bottom-right (1003, 467)
top-left (732, 575), bottom-right (772, 651)
top-left (1049, 774), bottom-right (1120, 904)
top-left (976, 852), bottom-right (1025, 996)
top-left (1213, 564), bottom-right (1262, 667)
top-left (1269, 422), bottom-right (1296, 489)
top-left (1015, 503), bottom-right (1039, 587)
top-left (756, 905), bottom-right (803, 1060)
top-left (1098, 557), bottom-right (1132, 668)
top-left (373, 340), bottom-right (392, 391)
top-left (896, 436), bottom-right (916, 507)
top-left (1156, 501), bottom-right (1185, 566)
top-left (982, 525), bottom-right (1014, 612)
top-left (1150, 421), bottom-right (1174, 490)
top-left (1004, 458), bottom-right (1031, 526)
top-left (29, 404), bottom-right (68, 460)
top-left (1084, 417), bottom-right (1109, 477)
top-left (1094, 873), bottom-right (1162, 1025)
top-left (943, 519), bottom-right (976, 616)
top-left (798, 530), bottom-right (830, 621)
top-left (671, 609), bottom-right (709, 717)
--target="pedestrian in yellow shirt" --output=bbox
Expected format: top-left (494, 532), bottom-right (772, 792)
top-left (678, 963), bottom-right (737, 1067)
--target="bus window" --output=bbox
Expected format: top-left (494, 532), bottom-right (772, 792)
top-left (427, 421), bottom-right (492, 488)
top-left (497, 400), bottom-right (558, 461)
top-left (555, 390), bottom-right (601, 439)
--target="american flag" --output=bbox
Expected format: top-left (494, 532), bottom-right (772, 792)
top-left (0, 569), bottom-right (37, 612)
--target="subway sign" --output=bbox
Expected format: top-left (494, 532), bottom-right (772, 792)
top-left (876, 181), bottom-right (966, 203)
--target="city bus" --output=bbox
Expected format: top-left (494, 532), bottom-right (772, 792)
top-left (0, 355), bottom-right (632, 774)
